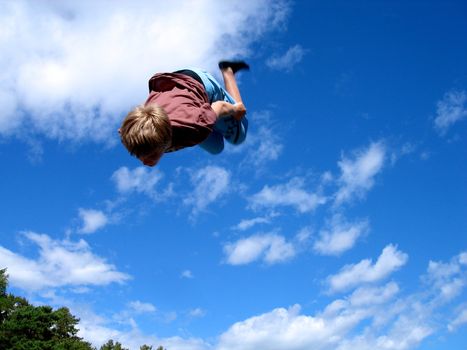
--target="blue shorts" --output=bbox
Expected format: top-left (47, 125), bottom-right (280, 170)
top-left (183, 68), bottom-right (248, 154)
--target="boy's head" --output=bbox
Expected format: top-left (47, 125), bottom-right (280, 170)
top-left (119, 104), bottom-right (172, 167)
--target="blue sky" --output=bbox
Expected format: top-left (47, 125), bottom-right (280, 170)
top-left (1, 0), bottom-right (467, 349)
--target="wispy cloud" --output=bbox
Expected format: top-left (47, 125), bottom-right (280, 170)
top-left (250, 177), bottom-right (326, 213)
top-left (425, 252), bottom-right (467, 302)
top-left (223, 233), bottom-right (296, 265)
top-left (189, 308), bottom-right (207, 318)
top-left (232, 212), bottom-right (278, 231)
top-left (433, 90), bottom-right (467, 135)
top-left (334, 142), bottom-right (386, 206)
top-left (0, 0), bottom-right (289, 142)
top-left (128, 301), bottom-right (157, 314)
top-left (327, 244), bottom-right (408, 293)
top-left (233, 216), bottom-right (272, 231)
top-left (181, 270), bottom-right (194, 279)
top-left (313, 215), bottom-right (369, 256)
top-left (295, 227), bottom-right (313, 243)
top-left (266, 44), bottom-right (307, 72)
top-left (184, 166), bottom-right (231, 215)
top-left (111, 166), bottom-right (164, 198)
top-left (448, 306), bottom-right (467, 332)
top-left (0, 232), bottom-right (130, 291)
top-left (78, 208), bottom-right (109, 234)
top-left (240, 112), bottom-right (283, 167)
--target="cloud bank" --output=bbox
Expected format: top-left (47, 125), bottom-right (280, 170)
top-left (0, 0), bottom-right (288, 143)
top-left (216, 251), bottom-right (467, 350)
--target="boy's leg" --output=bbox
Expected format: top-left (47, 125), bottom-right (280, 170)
top-left (217, 61), bottom-right (249, 145)
top-left (221, 68), bottom-right (243, 103)
top-left (218, 60), bottom-right (250, 104)
top-left (182, 66), bottom-right (249, 146)
top-left (198, 130), bottom-right (224, 154)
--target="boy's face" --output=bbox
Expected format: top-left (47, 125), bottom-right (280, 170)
top-left (138, 151), bottom-right (163, 167)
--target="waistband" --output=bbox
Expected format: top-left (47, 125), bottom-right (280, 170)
top-left (173, 69), bottom-right (204, 86)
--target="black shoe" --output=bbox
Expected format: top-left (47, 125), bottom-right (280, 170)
top-left (218, 60), bottom-right (250, 73)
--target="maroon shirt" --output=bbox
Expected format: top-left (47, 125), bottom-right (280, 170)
top-left (145, 73), bottom-right (217, 152)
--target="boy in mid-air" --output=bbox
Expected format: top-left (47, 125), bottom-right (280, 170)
top-left (119, 61), bottom-right (249, 167)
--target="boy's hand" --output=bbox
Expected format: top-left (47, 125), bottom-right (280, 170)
top-left (233, 102), bottom-right (246, 121)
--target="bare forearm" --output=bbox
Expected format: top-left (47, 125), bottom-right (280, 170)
top-left (211, 101), bottom-right (246, 121)
top-left (211, 101), bottom-right (235, 117)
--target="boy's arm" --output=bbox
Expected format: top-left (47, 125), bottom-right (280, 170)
top-left (211, 101), bottom-right (246, 121)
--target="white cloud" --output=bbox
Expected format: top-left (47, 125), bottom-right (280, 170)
top-left (334, 142), bottom-right (386, 206)
top-left (226, 298), bottom-right (436, 350)
top-left (189, 308), bottom-right (207, 318)
top-left (250, 177), bottom-right (326, 213)
top-left (233, 216), bottom-right (271, 231)
top-left (217, 304), bottom-right (366, 350)
top-left (314, 215), bottom-right (369, 256)
top-left (434, 90), bottom-right (467, 135)
top-left (0, 0), bottom-right (289, 142)
top-left (246, 126), bottom-right (283, 167)
top-left (425, 252), bottom-right (467, 301)
top-left (336, 322), bottom-right (433, 350)
top-left (295, 227), bottom-right (313, 243)
top-left (224, 233), bottom-right (296, 265)
top-left (448, 306), bottom-right (467, 332)
top-left (460, 252), bottom-right (467, 265)
top-left (389, 142), bottom-right (416, 166)
top-left (181, 270), bottom-right (194, 279)
top-left (78, 208), bottom-right (109, 234)
top-left (112, 166), bottom-right (163, 198)
top-left (128, 301), bottom-right (157, 314)
top-left (266, 44), bottom-right (307, 72)
top-left (227, 111), bottom-right (283, 169)
top-left (327, 244), bottom-right (408, 293)
top-left (233, 212), bottom-right (279, 231)
top-left (0, 232), bottom-right (130, 291)
top-left (184, 166), bottom-right (231, 214)
top-left (238, 112), bottom-right (283, 167)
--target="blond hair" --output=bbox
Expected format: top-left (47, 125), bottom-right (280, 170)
top-left (119, 104), bottom-right (172, 158)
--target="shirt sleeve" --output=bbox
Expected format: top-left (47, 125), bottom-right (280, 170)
top-left (167, 102), bottom-right (217, 150)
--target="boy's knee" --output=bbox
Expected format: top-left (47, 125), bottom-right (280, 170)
top-left (232, 131), bottom-right (247, 145)
top-left (205, 142), bottom-right (224, 155)
top-left (224, 117), bottom-right (248, 145)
